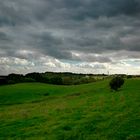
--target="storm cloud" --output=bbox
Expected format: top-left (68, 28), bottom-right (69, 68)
top-left (0, 0), bottom-right (140, 75)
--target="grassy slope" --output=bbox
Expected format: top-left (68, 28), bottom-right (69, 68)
top-left (0, 79), bottom-right (140, 140)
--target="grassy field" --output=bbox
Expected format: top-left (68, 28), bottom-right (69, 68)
top-left (0, 78), bottom-right (140, 140)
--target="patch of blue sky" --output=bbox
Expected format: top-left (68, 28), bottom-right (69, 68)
top-left (124, 59), bottom-right (140, 67)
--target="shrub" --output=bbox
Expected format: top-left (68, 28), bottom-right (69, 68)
top-left (109, 76), bottom-right (124, 91)
top-left (127, 75), bottom-right (132, 79)
top-left (7, 73), bottom-right (24, 83)
top-left (62, 77), bottom-right (73, 85)
top-left (25, 72), bottom-right (42, 82)
top-left (0, 77), bottom-right (8, 85)
top-left (49, 76), bottom-right (63, 85)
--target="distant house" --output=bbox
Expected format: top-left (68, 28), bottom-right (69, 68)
top-left (0, 76), bottom-right (8, 85)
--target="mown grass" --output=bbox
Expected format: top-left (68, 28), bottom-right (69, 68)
top-left (0, 79), bottom-right (140, 140)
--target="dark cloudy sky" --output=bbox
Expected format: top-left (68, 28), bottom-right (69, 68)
top-left (0, 0), bottom-right (140, 75)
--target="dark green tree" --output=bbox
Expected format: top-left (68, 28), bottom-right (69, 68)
top-left (109, 76), bottom-right (124, 91)
top-left (50, 76), bottom-right (63, 85)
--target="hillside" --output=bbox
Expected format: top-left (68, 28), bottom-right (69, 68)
top-left (0, 79), bottom-right (140, 140)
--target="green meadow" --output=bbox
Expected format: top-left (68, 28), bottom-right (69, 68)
top-left (0, 78), bottom-right (140, 140)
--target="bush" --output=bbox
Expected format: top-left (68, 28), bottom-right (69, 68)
top-left (25, 72), bottom-right (42, 82)
top-left (49, 76), bottom-right (63, 85)
top-left (109, 76), bottom-right (124, 91)
top-left (0, 78), bottom-right (8, 85)
top-left (127, 75), bottom-right (132, 79)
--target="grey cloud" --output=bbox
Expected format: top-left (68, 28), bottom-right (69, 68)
top-left (0, 32), bottom-right (10, 41)
top-left (76, 63), bottom-right (106, 69)
top-left (0, 0), bottom-right (140, 75)
top-left (57, 0), bottom-right (140, 20)
top-left (0, 1), bottom-right (30, 26)
top-left (71, 52), bottom-right (112, 63)
top-left (1, 0), bottom-right (140, 28)
top-left (31, 32), bottom-right (72, 59)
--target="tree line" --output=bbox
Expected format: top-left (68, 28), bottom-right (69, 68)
top-left (0, 72), bottom-right (106, 85)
